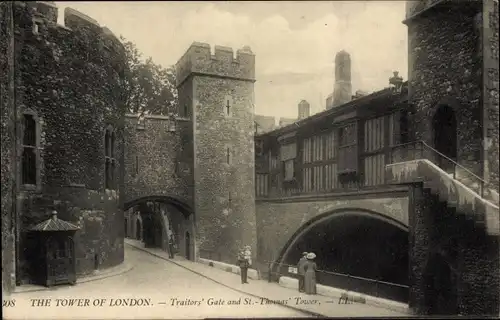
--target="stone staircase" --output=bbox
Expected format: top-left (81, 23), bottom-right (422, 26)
top-left (386, 159), bottom-right (499, 236)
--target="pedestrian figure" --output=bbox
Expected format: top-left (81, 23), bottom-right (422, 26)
top-left (244, 245), bottom-right (252, 267)
top-left (237, 249), bottom-right (249, 284)
top-left (168, 234), bottom-right (175, 259)
top-left (297, 252), bottom-right (308, 292)
top-left (304, 252), bottom-right (317, 295)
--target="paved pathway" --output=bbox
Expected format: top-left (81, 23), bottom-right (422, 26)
top-left (6, 245), bottom-right (305, 320)
top-left (125, 239), bottom-right (407, 318)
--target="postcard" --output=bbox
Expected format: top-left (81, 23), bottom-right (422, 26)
top-left (2, 0), bottom-right (499, 319)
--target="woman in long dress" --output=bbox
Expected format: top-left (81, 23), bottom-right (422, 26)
top-left (303, 252), bottom-right (317, 295)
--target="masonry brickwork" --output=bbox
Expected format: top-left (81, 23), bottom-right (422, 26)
top-left (409, 186), bottom-right (499, 315)
top-left (1, 1), bottom-right (16, 294)
top-left (255, 192), bottom-right (409, 270)
top-left (483, 0), bottom-right (499, 190)
top-left (123, 114), bottom-right (192, 206)
top-left (406, 1), bottom-right (495, 186)
top-left (176, 43), bottom-right (257, 264)
top-left (405, 1), bottom-right (499, 315)
top-left (2, 2), bottom-right (127, 286)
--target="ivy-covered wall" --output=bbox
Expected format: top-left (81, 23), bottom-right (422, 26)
top-left (1, 1), bottom-right (16, 294)
top-left (11, 2), bottom-right (127, 284)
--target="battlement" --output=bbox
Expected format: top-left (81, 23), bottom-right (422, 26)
top-left (14, 1), bottom-right (125, 76)
top-left (175, 42), bottom-right (255, 87)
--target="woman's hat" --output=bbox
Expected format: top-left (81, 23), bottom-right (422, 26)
top-left (302, 252), bottom-right (308, 255)
top-left (306, 252), bottom-right (316, 260)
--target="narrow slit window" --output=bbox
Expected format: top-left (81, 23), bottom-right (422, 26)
top-left (224, 95), bottom-right (233, 117)
top-left (226, 147), bottom-right (231, 164)
top-left (104, 126), bottom-right (117, 190)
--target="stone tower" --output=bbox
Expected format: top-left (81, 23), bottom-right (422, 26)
top-left (405, 0), bottom-right (498, 190)
top-left (298, 100), bottom-right (310, 120)
top-left (404, 0), bottom-right (499, 316)
top-left (175, 43), bottom-right (257, 264)
top-left (332, 50), bottom-right (352, 108)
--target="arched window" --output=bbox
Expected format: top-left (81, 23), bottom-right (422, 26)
top-left (104, 126), bottom-right (116, 190)
top-left (21, 110), bottom-right (40, 188)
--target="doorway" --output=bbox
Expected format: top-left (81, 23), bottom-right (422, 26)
top-left (185, 231), bottom-right (191, 260)
top-left (432, 105), bottom-right (457, 173)
top-left (124, 219), bottom-right (128, 238)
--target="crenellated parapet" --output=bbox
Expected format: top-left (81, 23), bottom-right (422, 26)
top-left (13, 1), bottom-right (125, 77)
top-left (175, 42), bottom-right (255, 87)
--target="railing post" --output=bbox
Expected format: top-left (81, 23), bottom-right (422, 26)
top-left (453, 163), bottom-right (456, 179)
top-left (481, 181), bottom-right (484, 198)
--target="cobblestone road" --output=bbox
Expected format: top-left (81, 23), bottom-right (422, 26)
top-left (5, 246), bottom-right (308, 319)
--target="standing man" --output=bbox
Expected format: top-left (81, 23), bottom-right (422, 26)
top-left (297, 252), bottom-right (308, 292)
top-left (168, 234), bottom-right (175, 259)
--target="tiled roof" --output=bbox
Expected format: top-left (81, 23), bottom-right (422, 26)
top-left (30, 213), bottom-right (80, 232)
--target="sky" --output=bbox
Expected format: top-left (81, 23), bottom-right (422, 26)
top-left (55, 1), bottom-right (408, 121)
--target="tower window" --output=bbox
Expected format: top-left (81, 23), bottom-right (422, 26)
top-left (105, 126), bottom-right (117, 190)
top-left (21, 113), bottom-right (39, 186)
top-left (226, 147), bottom-right (232, 164)
top-left (224, 95), bottom-right (233, 117)
top-left (184, 104), bottom-right (188, 117)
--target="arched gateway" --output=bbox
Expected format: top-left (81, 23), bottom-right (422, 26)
top-left (124, 196), bottom-right (194, 260)
top-left (273, 208), bottom-right (409, 303)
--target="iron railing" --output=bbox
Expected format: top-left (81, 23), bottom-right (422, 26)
top-left (265, 261), bottom-right (409, 303)
top-left (389, 140), bottom-right (498, 202)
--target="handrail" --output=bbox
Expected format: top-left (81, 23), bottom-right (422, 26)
top-left (265, 260), bottom-right (409, 289)
top-left (390, 140), bottom-right (498, 199)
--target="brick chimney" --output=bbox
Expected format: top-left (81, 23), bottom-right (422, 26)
top-left (298, 100), bottom-right (310, 120)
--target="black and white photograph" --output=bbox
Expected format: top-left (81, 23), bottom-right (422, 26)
top-left (1, 0), bottom-right (499, 319)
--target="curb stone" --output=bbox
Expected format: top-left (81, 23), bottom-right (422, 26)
top-left (125, 243), bottom-right (323, 318)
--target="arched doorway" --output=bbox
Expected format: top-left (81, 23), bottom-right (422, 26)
top-left (136, 219), bottom-right (142, 240)
top-left (432, 105), bottom-right (457, 173)
top-left (185, 231), bottom-right (191, 260)
top-left (424, 252), bottom-right (458, 315)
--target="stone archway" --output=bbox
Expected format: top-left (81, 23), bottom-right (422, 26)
top-left (273, 208), bottom-right (409, 302)
top-left (124, 196), bottom-right (194, 256)
top-left (432, 104), bottom-right (458, 173)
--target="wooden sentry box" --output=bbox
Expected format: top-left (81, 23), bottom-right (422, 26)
top-left (29, 211), bottom-right (80, 287)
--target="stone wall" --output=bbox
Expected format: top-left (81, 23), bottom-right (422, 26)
top-left (407, 4), bottom-right (483, 175)
top-left (11, 2), bottom-right (127, 283)
top-left (255, 191), bottom-right (409, 269)
top-left (409, 186), bottom-right (499, 316)
top-left (484, 0), bottom-right (499, 190)
top-left (176, 43), bottom-right (257, 264)
top-left (1, 1), bottom-right (16, 294)
top-left (123, 114), bottom-right (191, 205)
